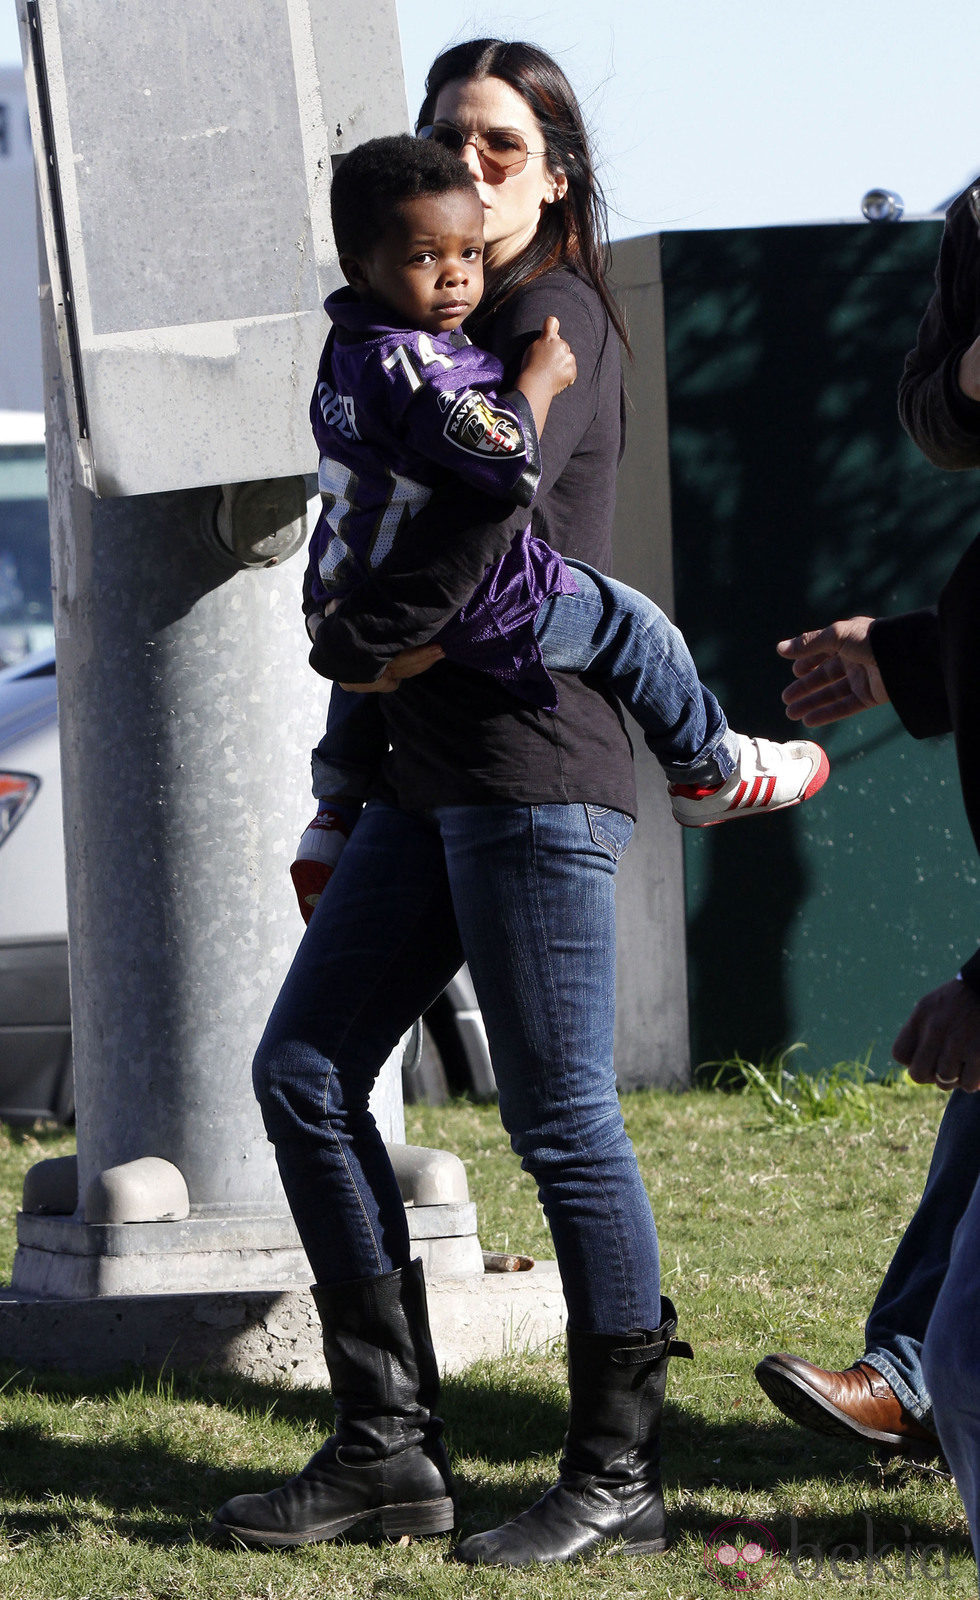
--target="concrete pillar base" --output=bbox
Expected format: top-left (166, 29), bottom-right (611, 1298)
top-left (12, 1203), bottom-right (484, 1297)
top-left (0, 1261), bottom-right (565, 1381)
top-left (12, 1211), bottom-right (313, 1298)
top-left (12, 1143), bottom-right (485, 1296)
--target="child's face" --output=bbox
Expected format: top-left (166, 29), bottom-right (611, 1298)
top-left (343, 188), bottom-right (485, 334)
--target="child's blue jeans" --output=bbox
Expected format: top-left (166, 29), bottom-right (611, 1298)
top-left (535, 560), bottom-right (737, 783)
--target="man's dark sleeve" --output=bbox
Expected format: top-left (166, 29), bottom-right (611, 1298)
top-left (898, 188), bottom-right (980, 470)
top-left (309, 276), bottom-right (609, 683)
top-left (895, 192), bottom-right (980, 985)
top-left (873, 605), bottom-right (980, 987)
top-left (870, 608), bottom-right (951, 739)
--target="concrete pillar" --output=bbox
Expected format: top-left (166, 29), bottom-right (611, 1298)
top-left (49, 476), bottom-right (310, 1220)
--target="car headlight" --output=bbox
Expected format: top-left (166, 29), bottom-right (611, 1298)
top-left (0, 772), bottom-right (40, 847)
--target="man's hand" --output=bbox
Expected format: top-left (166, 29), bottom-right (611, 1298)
top-left (777, 617), bottom-right (889, 727)
top-left (340, 643), bottom-right (445, 694)
top-left (893, 979), bottom-right (980, 1092)
top-left (957, 333), bottom-right (980, 402)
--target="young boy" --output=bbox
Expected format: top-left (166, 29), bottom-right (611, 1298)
top-left (292, 135), bottom-right (828, 919)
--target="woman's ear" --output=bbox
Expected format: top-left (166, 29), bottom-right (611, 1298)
top-left (548, 167), bottom-right (568, 203)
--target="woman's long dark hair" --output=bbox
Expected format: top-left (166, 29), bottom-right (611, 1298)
top-left (417, 39), bottom-right (629, 352)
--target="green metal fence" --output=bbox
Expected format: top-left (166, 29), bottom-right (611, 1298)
top-left (662, 220), bottom-right (979, 1075)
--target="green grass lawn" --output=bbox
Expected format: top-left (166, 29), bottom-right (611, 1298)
top-left (0, 1079), bottom-right (975, 1598)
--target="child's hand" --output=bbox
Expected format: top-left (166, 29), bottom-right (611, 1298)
top-left (520, 316), bottom-right (577, 398)
top-left (305, 599), bottom-right (339, 645)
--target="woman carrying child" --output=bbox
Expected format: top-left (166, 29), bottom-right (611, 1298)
top-left (212, 38), bottom-right (822, 1567)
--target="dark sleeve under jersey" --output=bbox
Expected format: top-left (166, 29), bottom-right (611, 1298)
top-left (898, 185), bottom-right (980, 469)
top-left (309, 272), bottom-right (617, 684)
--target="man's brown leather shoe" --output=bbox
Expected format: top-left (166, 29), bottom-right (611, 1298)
top-left (754, 1354), bottom-right (941, 1461)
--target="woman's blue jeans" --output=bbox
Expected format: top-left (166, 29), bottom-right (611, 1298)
top-left (253, 798), bottom-right (662, 1333)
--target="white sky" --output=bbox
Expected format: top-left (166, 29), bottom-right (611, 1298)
top-left (3, 0), bottom-right (979, 234)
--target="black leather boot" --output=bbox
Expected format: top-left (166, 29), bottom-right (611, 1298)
top-left (453, 1298), bottom-right (691, 1567)
top-left (211, 1259), bottom-right (455, 1546)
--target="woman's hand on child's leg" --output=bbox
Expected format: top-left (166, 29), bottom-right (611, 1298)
top-left (340, 643), bottom-right (445, 694)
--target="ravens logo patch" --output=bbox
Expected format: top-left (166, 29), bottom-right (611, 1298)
top-left (444, 391), bottom-right (525, 457)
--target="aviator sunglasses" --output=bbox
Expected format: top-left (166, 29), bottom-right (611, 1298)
top-left (417, 122), bottom-right (547, 178)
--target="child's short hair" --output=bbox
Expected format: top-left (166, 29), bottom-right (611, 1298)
top-left (330, 134), bottom-right (477, 259)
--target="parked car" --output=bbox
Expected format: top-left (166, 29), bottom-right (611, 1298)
top-left (403, 967), bottom-right (496, 1105)
top-left (0, 645), bottom-right (72, 1122)
top-left (0, 411), bottom-right (52, 670)
top-left (0, 411), bottom-right (71, 1121)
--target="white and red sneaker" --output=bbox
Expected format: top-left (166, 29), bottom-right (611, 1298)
top-left (668, 733), bottom-right (829, 828)
top-left (289, 806), bottom-right (356, 923)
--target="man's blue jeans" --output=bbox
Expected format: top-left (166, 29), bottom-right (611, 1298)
top-left (253, 798), bottom-right (662, 1333)
top-left (535, 561), bottom-right (738, 785)
top-left (863, 1088), bottom-right (980, 1421)
top-left (921, 1164), bottom-right (980, 1572)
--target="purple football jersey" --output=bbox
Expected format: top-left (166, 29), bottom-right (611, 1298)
top-left (307, 290), bottom-right (578, 709)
